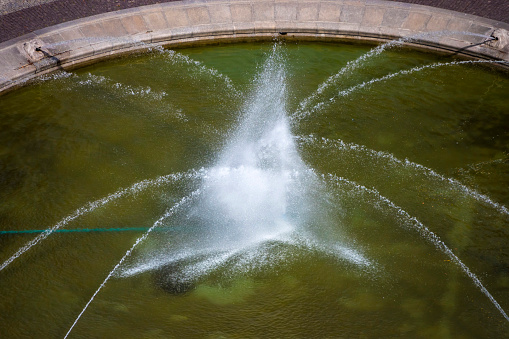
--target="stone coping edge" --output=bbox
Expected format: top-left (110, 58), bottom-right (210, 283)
top-left (1, 0), bottom-right (508, 94)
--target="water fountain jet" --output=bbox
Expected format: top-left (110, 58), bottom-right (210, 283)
top-left (1, 40), bottom-right (508, 338)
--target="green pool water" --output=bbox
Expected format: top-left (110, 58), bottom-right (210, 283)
top-left (0, 41), bottom-right (508, 338)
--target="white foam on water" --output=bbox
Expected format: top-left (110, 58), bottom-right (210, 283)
top-left (325, 173), bottom-right (509, 322)
top-left (73, 73), bottom-right (168, 100)
top-left (38, 70), bottom-right (74, 82)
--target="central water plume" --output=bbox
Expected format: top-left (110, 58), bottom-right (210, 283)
top-left (118, 45), bottom-right (371, 283)
top-left (201, 44), bottom-right (305, 244)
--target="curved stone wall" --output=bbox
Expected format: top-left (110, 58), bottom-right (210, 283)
top-left (1, 0), bottom-right (508, 94)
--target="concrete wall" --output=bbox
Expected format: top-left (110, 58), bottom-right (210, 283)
top-left (1, 0), bottom-right (508, 94)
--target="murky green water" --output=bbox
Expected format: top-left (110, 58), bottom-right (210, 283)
top-left (0, 41), bottom-right (508, 338)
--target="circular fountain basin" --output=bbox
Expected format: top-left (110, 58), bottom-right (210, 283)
top-left (0, 41), bottom-right (508, 337)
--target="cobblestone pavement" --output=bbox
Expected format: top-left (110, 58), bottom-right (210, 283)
top-left (1, 0), bottom-right (508, 43)
top-left (1, 0), bottom-right (59, 15)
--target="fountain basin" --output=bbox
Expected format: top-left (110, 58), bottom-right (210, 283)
top-left (0, 1), bottom-right (509, 337)
top-left (0, 40), bottom-right (508, 337)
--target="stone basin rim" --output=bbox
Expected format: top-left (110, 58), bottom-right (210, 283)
top-left (1, 0), bottom-right (509, 95)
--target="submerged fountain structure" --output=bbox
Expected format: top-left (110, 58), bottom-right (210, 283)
top-left (1, 0), bottom-right (509, 337)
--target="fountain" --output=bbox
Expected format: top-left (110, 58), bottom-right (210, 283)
top-left (0, 40), bottom-right (508, 337)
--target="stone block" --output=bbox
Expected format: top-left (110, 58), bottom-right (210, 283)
top-left (318, 3), bottom-right (340, 22)
top-left (362, 6), bottom-right (385, 27)
top-left (187, 6), bottom-right (211, 25)
top-left (297, 2), bottom-right (319, 21)
top-left (315, 21), bottom-right (347, 34)
top-left (58, 28), bottom-right (85, 42)
top-left (79, 22), bottom-right (106, 38)
top-left (143, 12), bottom-right (169, 31)
top-left (233, 22), bottom-right (256, 35)
top-left (378, 26), bottom-right (405, 39)
top-left (253, 3), bottom-right (275, 22)
top-left (121, 15), bottom-right (149, 35)
top-left (50, 34), bottom-right (97, 68)
top-left (208, 4), bottom-right (232, 24)
top-left (426, 15), bottom-right (450, 32)
top-left (39, 33), bottom-right (69, 55)
top-left (402, 12), bottom-right (430, 31)
top-left (275, 3), bottom-right (297, 21)
top-left (447, 18), bottom-right (471, 34)
top-left (163, 8), bottom-right (189, 28)
top-left (254, 21), bottom-right (276, 33)
top-left (90, 40), bottom-right (115, 56)
top-left (336, 22), bottom-right (360, 35)
top-left (297, 21), bottom-right (318, 33)
top-left (101, 18), bottom-right (128, 37)
top-left (150, 28), bottom-right (175, 43)
top-left (231, 4), bottom-right (252, 23)
top-left (381, 8), bottom-right (409, 28)
top-left (36, 33), bottom-right (65, 55)
top-left (207, 23), bottom-right (235, 36)
top-left (438, 36), bottom-right (471, 50)
top-left (359, 25), bottom-right (383, 38)
top-left (340, 5), bottom-right (365, 24)
top-left (7, 45), bottom-right (32, 68)
top-left (468, 23), bottom-right (492, 37)
top-left (169, 26), bottom-right (195, 40)
top-left (0, 62), bottom-right (36, 85)
top-left (276, 21), bottom-right (299, 32)
top-left (192, 24), bottom-right (216, 37)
